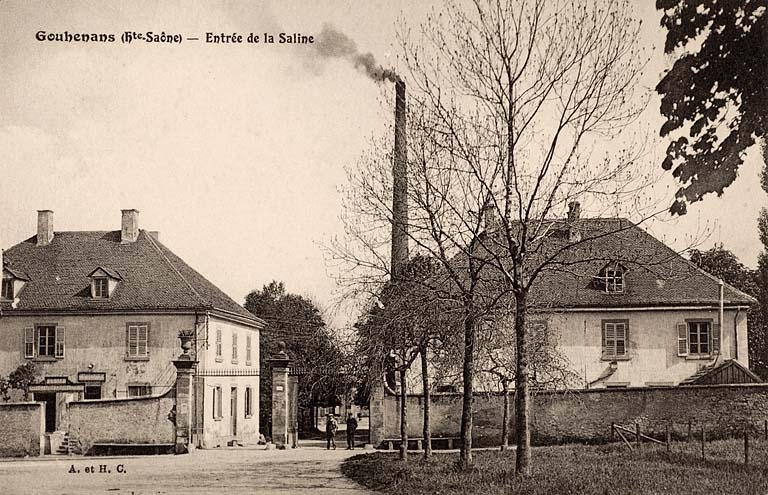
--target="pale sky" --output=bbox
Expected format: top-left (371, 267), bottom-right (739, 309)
top-left (1, 1), bottom-right (764, 327)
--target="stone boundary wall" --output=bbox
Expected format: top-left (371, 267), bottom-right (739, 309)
top-left (0, 402), bottom-right (45, 457)
top-left (68, 389), bottom-right (175, 454)
top-left (375, 384), bottom-right (768, 447)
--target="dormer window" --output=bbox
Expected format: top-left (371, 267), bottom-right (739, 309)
top-left (93, 277), bottom-right (109, 298)
top-left (88, 267), bottom-right (122, 299)
top-left (596, 263), bottom-right (625, 293)
top-left (2, 267), bottom-right (30, 301)
top-left (1, 278), bottom-right (13, 300)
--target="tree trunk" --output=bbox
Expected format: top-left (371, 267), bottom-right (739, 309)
top-left (421, 341), bottom-right (432, 459)
top-left (399, 367), bottom-right (408, 461)
top-left (501, 379), bottom-right (510, 451)
top-left (459, 313), bottom-right (475, 469)
top-left (514, 290), bottom-right (531, 476)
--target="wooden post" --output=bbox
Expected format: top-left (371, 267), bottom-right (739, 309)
top-left (636, 423), bottom-right (641, 449)
top-left (744, 429), bottom-right (749, 465)
top-left (666, 423), bottom-right (671, 453)
top-left (611, 422), bottom-right (615, 442)
top-left (701, 426), bottom-right (705, 460)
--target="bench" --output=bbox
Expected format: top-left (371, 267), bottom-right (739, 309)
top-left (89, 443), bottom-right (174, 456)
top-left (382, 437), bottom-right (461, 451)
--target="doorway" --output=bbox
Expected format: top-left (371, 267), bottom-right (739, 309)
top-left (230, 387), bottom-right (238, 436)
top-left (34, 392), bottom-right (57, 432)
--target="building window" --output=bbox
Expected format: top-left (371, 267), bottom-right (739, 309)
top-left (126, 324), bottom-right (149, 358)
top-left (678, 320), bottom-right (717, 357)
top-left (602, 320), bottom-right (628, 360)
top-left (215, 328), bottom-right (223, 362)
top-left (246, 335), bottom-right (252, 366)
top-left (596, 263), bottom-right (625, 293)
top-left (232, 331), bottom-right (238, 363)
top-left (127, 384), bottom-right (152, 397)
top-left (35, 325), bottom-right (64, 358)
top-left (213, 386), bottom-right (223, 419)
top-left (84, 384), bottom-right (102, 400)
top-left (93, 277), bottom-right (109, 298)
top-left (1, 278), bottom-right (13, 300)
top-left (245, 386), bottom-right (253, 417)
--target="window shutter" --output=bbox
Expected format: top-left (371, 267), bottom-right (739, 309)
top-left (55, 327), bottom-right (65, 358)
top-left (677, 323), bottom-right (688, 356)
top-left (24, 327), bottom-right (35, 358)
top-left (616, 323), bottom-right (627, 356)
top-left (712, 323), bottom-right (721, 354)
top-left (603, 324), bottom-right (616, 357)
top-left (138, 325), bottom-right (148, 356)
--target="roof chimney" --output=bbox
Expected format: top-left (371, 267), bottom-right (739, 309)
top-left (567, 202), bottom-right (581, 223)
top-left (37, 210), bottom-right (54, 246)
top-left (482, 202), bottom-right (499, 234)
top-left (121, 209), bottom-right (139, 243)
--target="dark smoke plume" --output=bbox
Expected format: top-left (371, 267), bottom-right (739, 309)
top-left (315, 24), bottom-right (400, 83)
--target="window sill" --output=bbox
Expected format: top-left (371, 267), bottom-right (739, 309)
top-left (33, 357), bottom-right (58, 362)
top-left (685, 355), bottom-right (713, 360)
top-left (245, 414), bottom-right (253, 419)
top-left (125, 356), bottom-right (150, 361)
top-left (245, 361), bottom-right (252, 367)
top-left (213, 417), bottom-right (223, 421)
top-left (231, 360), bottom-right (239, 365)
top-left (215, 357), bottom-right (223, 363)
top-left (601, 355), bottom-right (631, 362)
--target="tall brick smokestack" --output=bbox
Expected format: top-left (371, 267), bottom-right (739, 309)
top-left (391, 80), bottom-right (408, 279)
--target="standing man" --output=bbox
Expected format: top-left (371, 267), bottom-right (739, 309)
top-left (346, 412), bottom-right (358, 450)
top-left (325, 413), bottom-right (337, 450)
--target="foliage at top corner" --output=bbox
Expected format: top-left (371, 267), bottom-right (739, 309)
top-left (656, 0), bottom-right (767, 215)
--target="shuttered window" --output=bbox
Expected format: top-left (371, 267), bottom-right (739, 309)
top-left (232, 331), bottom-right (238, 362)
top-left (126, 324), bottom-right (149, 358)
top-left (246, 334), bottom-right (252, 365)
top-left (38, 325), bottom-right (56, 357)
top-left (602, 320), bottom-right (628, 359)
top-left (215, 328), bottom-right (223, 361)
top-left (678, 320), bottom-right (717, 357)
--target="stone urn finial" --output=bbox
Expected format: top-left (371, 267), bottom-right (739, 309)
top-left (276, 341), bottom-right (287, 356)
top-left (178, 329), bottom-right (195, 357)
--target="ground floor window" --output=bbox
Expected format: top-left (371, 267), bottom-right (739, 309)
top-left (213, 386), bottom-right (223, 419)
top-left (83, 384), bottom-right (102, 400)
top-left (245, 386), bottom-right (253, 418)
top-left (678, 320), bottom-right (718, 357)
top-left (127, 384), bottom-right (152, 397)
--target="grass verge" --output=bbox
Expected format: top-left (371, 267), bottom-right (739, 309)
top-left (342, 440), bottom-right (768, 494)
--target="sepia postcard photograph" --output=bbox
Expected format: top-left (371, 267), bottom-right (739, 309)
top-left (0, 0), bottom-right (766, 493)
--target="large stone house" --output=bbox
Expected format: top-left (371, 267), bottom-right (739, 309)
top-left (488, 205), bottom-right (758, 388)
top-left (0, 209), bottom-right (264, 449)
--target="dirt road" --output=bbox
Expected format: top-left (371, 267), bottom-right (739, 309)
top-left (0, 444), bottom-right (374, 495)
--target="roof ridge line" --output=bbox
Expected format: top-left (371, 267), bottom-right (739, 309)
top-left (143, 230), bottom-right (208, 306)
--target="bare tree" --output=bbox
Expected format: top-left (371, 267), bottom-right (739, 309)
top-left (334, 0), bottom-right (655, 474)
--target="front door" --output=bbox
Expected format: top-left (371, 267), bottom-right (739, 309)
top-left (230, 387), bottom-right (238, 436)
top-left (34, 392), bottom-right (56, 432)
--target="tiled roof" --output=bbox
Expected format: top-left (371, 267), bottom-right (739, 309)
top-left (1, 230), bottom-right (262, 325)
top-left (467, 218), bottom-right (756, 308)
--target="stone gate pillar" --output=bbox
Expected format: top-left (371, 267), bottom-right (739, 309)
top-left (173, 330), bottom-right (198, 454)
top-left (267, 342), bottom-right (292, 448)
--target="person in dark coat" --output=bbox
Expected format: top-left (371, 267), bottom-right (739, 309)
top-left (346, 412), bottom-right (358, 450)
top-left (325, 413), bottom-right (338, 450)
